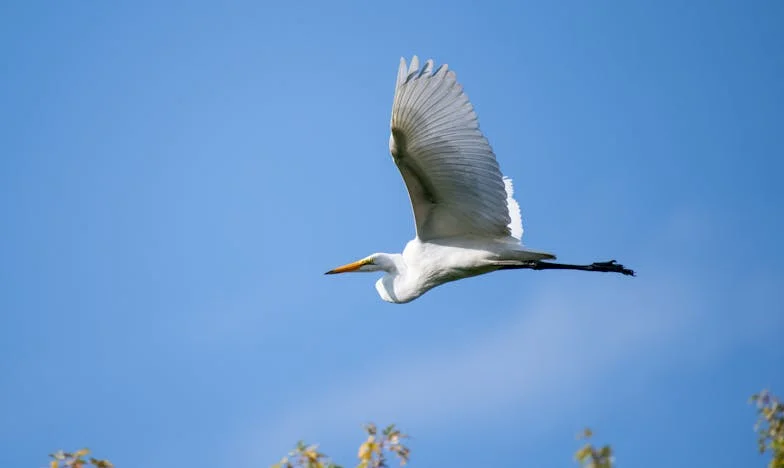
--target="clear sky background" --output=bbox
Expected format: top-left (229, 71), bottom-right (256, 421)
top-left (1, 1), bottom-right (783, 467)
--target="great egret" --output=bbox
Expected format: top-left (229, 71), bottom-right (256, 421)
top-left (326, 56), bottom-right (634, 303)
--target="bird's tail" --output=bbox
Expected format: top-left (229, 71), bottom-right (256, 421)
top-left (509, 247), bottom-right (557, 262)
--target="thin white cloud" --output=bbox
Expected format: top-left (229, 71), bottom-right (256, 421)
top-left (240, 269), bottom-right (707, 462)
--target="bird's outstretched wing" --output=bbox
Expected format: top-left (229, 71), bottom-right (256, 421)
top-left (389, 56), bottom-right (522, 242)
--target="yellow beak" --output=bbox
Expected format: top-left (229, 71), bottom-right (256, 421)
top-left (325, 258), bottom-right (369, 275)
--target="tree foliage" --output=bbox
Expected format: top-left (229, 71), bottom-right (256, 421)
top-left (356, 423), bottom-right (410, 468)
top-left (751, 389), bottom-right (784, 468)
top-left (272, 423), bottom-right (410, 468)
top-left (271, 441), bottom-right (341, 468)
top-left (574, 428), bottom-right (614, 468)
top-left (48, 449), bottom-right (113, 468)
top-left (47, 389), bottom-right (784, 467)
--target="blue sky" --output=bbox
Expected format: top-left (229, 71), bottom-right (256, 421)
top-left (1, 1), bottom-right (783, 467)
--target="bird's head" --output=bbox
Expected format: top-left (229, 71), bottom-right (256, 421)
top-left (325, 253), bottom-right (396, 275)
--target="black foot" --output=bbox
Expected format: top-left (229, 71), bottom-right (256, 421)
top-left (589, 260), bottom-right (635, 276)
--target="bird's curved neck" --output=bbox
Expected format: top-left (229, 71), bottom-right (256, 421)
top-left (376, 253), bottom-right (406, 274)
top-left (374, 253), bottom-right (414, 303)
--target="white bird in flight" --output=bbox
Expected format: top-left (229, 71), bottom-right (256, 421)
top-left (326, 56), bottom-right (634, 303)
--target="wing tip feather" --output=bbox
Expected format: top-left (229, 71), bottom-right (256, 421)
top-left (396, 55), bottom-right (452, 86)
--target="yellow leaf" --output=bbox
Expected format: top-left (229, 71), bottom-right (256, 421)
top-left (358, 442), bottom-right (371, 461)
top-left (50, 461), bottom-right (58, 468)
top-left (74, 448), bottom-right (90, 458)
top-left (358, 440), bottom-right (380, 463)
top-left (575, 445), bottom-right (592, 461)
top-left (304, 448), bottom-right (325, 467)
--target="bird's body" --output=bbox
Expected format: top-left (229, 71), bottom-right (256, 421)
top-left (326, 56), bottom-right (633, 303)
top-left (374, 237), bottom-right (555, 303)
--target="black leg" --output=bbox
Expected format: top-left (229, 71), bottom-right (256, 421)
top-left (499, 259), bottom-right (635, 277)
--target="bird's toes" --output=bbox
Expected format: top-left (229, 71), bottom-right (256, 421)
top-left (590, 260), bottom-right (635, 276)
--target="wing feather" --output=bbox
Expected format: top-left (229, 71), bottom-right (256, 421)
top-left (389, 56), bottom-right (518, 241)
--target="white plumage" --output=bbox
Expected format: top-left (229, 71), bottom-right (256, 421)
top-left (326, 56), bottom-right (634, 303)
top-left (503, 176), bottom-right (524, 241)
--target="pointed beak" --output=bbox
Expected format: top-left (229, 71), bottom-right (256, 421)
top-left (325, 259), bottom-right (367, 275)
